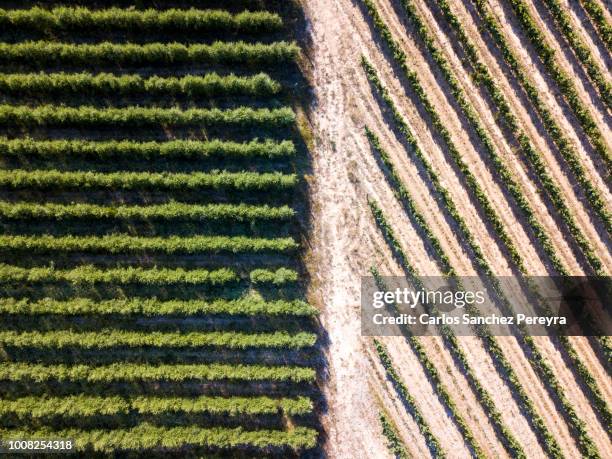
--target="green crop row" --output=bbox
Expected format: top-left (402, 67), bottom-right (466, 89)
top-left (0, 362), bottom-right (316, 383)
top-left (0, 394), bottom-right (313, 418)
top-left (372, 338), bottom-right (445, 458)
top-left (0, 297), bottom-right (317, 317)
top-left (0, 41), bottom-right (299, 67)
top-left (0, 104), bottom-right (295, 128)
top-left (541, 0), bottom-right (611, 109)
top-left (578, 0), bottom-right (612, 50)
top-left (504, 0), bottom-right (611, 170)
top-left (379, 412), bottom-right (409, 459)
top-left (0, 234), bottom-right (298, 254)
top-left (0, 329), bottom-right (316, 350)
top-left (0, 424), bottom-right (318, 452)
top-left (0, 72), bottom-right (281, 97)
top-left (368, 206), bottom-right (525, 458)
top-left (0, 137), bottom-right (295, 160)
top-left (429, 0), bottom-right (606, 273)
top-left (0, 201), bottom-right (295, 222)
top-left (0, 169), bottom-right (297, 191)
top-left (0, 264), bottom-right (297, 286)
top-left (438, 0), bottom-right (610, 238)
top-left (0, 7), bottom-right (283, 33)
top-left (250, 267), bottom-right (299, 285)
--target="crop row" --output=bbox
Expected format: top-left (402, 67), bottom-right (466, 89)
top-left (444, 0), bottom-right (611, 236)
top-left (368, 202), bottom-right (525, 458)
top-left (0, 264), bottom-right (296, 286)
top-left (578, 0), bottom-right (612, 50)
top-left (379, 411), bottom-right (409, 459)
top-left (0, 297), bottom-right (317, 317)
top-left (0, 170), bottom-right (297, 191)
top-left (0, 72), bottom-right (281, 97)
top-left (372, 338), bottom-right (445, 457)
top-left (504, 0), bottom-right (611, 170)
top-left (0, 394), bottom-right (312, 419)
top-left (0, 7), bottom-right (283, 33)
top-left (367, 130), bottom-right (600, 456)
top-left (0, 362), bottom-right (316, 383)
top-left (0, 202), bottom-right (295, 222)
top-left (0, 137), bottom-right (295, 160)
top-left (0, 329), bottom-right (316, 350)
top-left (428, 0), bottom-right (605, 272)
top-left (0, 105), bottom-right (295, 128)
top-left (541, 0), bottom-right (611, 109)
top-left (0, 234), bottom-right (298, 255)
top-left (0, 424), bottom-right (317, 452)
top-left (0, 41), bottom-right (299, 67)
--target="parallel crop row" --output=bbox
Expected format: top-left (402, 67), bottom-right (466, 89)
top-left (0, 264), bottom-right (296, 286)
top-left (0, 170), bottom-right (297, 191)
top-left (0, 329), bottom-right (316, 349)
top-left (444, 0), bottom-right (611, 236)
top-left (0, 362), bottom-right (316, 383)
top-left (429, 0), bottom-right (607, 271)
top-left (540, 0), bottom-right (611, 109)
top-left (379, 412), bottom-right (410, 459)
top-left (0, 424), bottom-right (318, 452)
top-left (0, 234), bottom-right (298, 254)
top-left (0, 72), bottom-right (281, 97)
top-left (0, 137), bottom-right (295, 160)
top-left (0, 395), bottom-right (313, 418)
top-left (578, 0), bottom-right (612, 51)
top-left (0, 7), bottom-right (283, 33)
top-left (0, 202), bottom-right (295, 222)
top-left (504, 0), bottom-right (611, 170)
top-left (0, 41), bottom-right (299, 67)
top-left (0, 105), bottom-right (295, 128)
top-left (0, 297), bottom-right (317, 317)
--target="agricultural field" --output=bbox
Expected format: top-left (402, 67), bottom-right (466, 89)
top-left (0, 0), bottom-right (320, 457)
top-left (0, 0), bottom-right (610, 458)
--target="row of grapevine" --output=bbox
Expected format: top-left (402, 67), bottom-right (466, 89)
top-left (433, 0), bottom-right (611, 236)
top-left (0, 170), bottom-right (297, 191)
top-left (0, 297), bottom-right (317, 317)
top-left (0, 7), bottom-right (283, 33)
top-left (0, 41), bottom-right (299, 67)
top-left (0, 137), bottom-right (296, 159)
top-left (0, 72), bottom-right (281, 97)
top-left (0, 105), bottom-right (295, 127)
top-left (503, 0), bottom-right (611, 170)
top-left (578, 0), bottom-right (612, 51)
top-left (0, 394), bottom-right (313, 418)
top-left (0, 263), bottom-right (296, 286)
top-left (0, 330), bottom-right (317, 350)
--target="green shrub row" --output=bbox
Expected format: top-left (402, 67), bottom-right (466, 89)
top-left (0, 264), bottom-right (296, 286)
top-left (379, 412), bottom-right (409, 459)
top-left (0, 234), bottom-right (298, 254)
top-left (503, 0), bottom-right (611, 170)
top-left (541, 0), bottom-right (611, 108)
top-left (578, 0), bottom-right (612, 50)
top-left (0, 329), bottom-right (316, 350)
top-left (0, 137), bottom-right (295, 160)
top-left (432, 0), bottom-right (607, 274)
top-left (250, 267), bottom-right (299, 285)
top-left (0, 424), bottom-right (318, 452)
top-left (0, 104), bottom-right (295, 128)
top-left (0, 41), bottom-right (299, 67)
top-left (0, 201), bottom-right (295, 222)
top-left (0, 72), bottom-right (281, 97)
top-left (0, 297), bottom-right (317, 317)
top-left (441, 0), bottom-right (610, 238)
top-left (368, 205), bottom-right (525, 458)
top-left (0, 169), bottom-right (297, 191)
top-left (0, 7), bottom-right (283, 33)
top-left (0, 394), bottom-right (313, 418)
top-left (0, 362), bottom-right (316, 383)
top-left (372, 338), bottom-right (446, 458)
